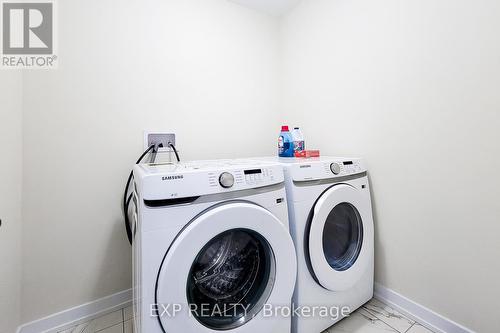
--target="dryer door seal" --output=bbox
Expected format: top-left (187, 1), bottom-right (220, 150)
top-left (155, 202), bottom-right (297, 332)
top-left (308, 184), bottom-right (374, 291)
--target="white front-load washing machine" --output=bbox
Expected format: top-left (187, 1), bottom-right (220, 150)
top-left (131, 160), bottom-right (297, 333)
top-left (262, 157), bottom-right (374, 333)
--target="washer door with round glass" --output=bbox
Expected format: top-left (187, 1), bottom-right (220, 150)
top-left (155, 202), bottom-right (297, 332)
top-left (309, 184), bottom-right (373, 292)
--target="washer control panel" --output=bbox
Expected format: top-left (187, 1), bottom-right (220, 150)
top-left (208, 167), bottom-right (276, 188)
top-left (135, 160), bottom-right (284, 200)
top-left (208, 168), bottom-right (275, 189)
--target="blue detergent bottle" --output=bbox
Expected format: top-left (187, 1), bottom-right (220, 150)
top-left (278, 126), bottom-right (294, 157)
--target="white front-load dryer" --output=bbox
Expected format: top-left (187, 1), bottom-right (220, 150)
top-left (259, 157), bottom-right (374, 333)
top-left (131, 160), bottom-right (297, 333)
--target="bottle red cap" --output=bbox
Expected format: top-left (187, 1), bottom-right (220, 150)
top-left (281, 126), bottom-right (289, 132)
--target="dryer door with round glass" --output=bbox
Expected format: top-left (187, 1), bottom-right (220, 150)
top-left (155, 202), bottom-right (297, 332)
top-left (308, 184), bottom-right (373, 291)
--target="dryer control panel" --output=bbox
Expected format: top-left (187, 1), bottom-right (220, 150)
top-left (283, 157), bottom-right (366, 182)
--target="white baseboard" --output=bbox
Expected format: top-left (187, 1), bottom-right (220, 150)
top-left (374, 283), bottom-right (475, 333)
top-left (16, 289), bottom-right (132, 333)
top-left (15, 284), bottom-right (475, 333)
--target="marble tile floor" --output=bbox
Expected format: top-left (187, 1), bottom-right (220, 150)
top-left (53, 305), bottom-right (133, 333)
top-left (324, 298), bottom-right (435, 333)
top-left (53, 298), bottom-right (435, 333)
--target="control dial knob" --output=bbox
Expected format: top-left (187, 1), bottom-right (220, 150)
top-left (219, 172), bottom-right (235, 188)
top-left (330, 163), bottom-right (341, 175)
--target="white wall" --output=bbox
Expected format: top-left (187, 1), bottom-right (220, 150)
top-left (0, 72), bottom-right (23, 333)
top-left (281, 0), bottom-right (500, 331)
top-left (20, 0), bottom-right (281, 323)
top-left (13, 0), bottom-right (500, 330)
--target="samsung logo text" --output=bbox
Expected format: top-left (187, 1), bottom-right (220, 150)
top-left (162, 175), bottom-right (184, 181)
